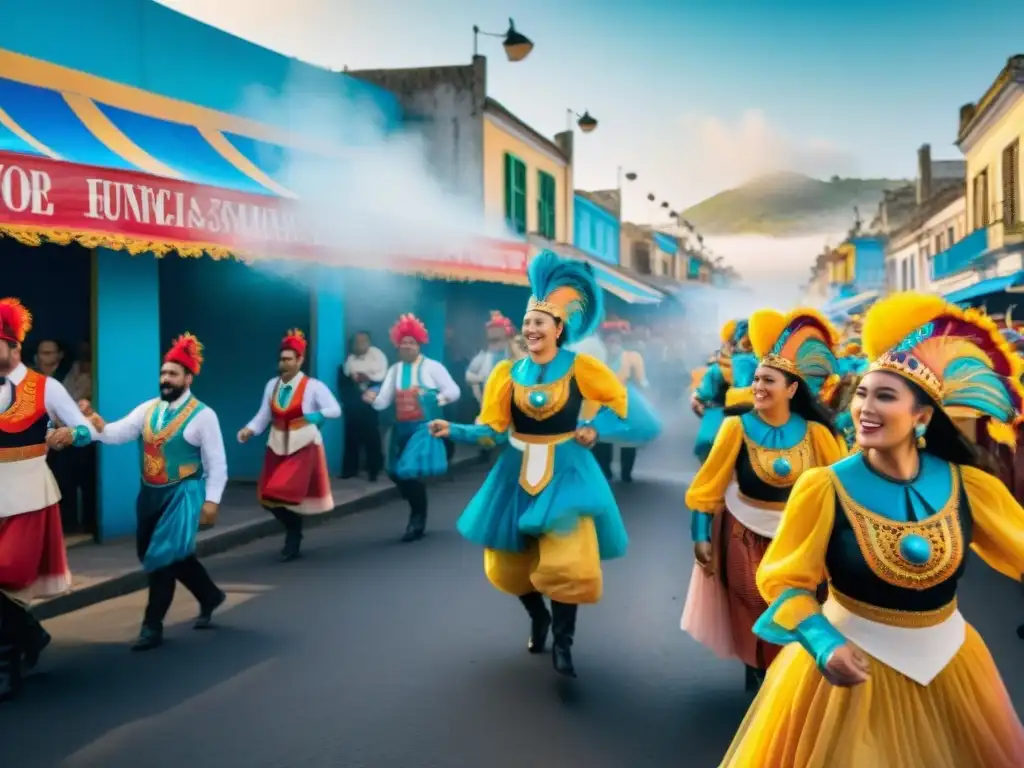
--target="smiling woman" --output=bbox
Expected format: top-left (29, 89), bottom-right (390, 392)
top-left (720, 292), bottom-right (1024, 768)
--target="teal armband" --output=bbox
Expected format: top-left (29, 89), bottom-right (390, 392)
top-left (690, 511), bottom-right (713, 543)
top-left (795, 613), bottom-right (847, 671)
top-left (306, 412), bottom-right (326, 427)
top-left (71, 425), bottom-right (93, 447)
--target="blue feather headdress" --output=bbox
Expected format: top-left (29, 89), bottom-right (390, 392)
top-left (525, 250), bottom-right (604, 344)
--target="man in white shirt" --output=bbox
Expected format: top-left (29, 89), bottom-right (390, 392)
top-left (365, 314), bottom-right (460, 542)
top-left (238, 330), bottom-right (341, 561)
top-left (0, 298), bottom-right (99, 700)
top-left (466, 311), bottom-right (514, 404)
top-left (340, 330), bottom-right (387, 480)
top-left (80, 333), bottom-right (227, 652)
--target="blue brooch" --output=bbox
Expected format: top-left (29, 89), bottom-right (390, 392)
top-left (772, 457), bottom-right (792, 477)
top-left (528, 390), bottom-right (549, 408)
top-left (898, 533), bottom-right (931, 565)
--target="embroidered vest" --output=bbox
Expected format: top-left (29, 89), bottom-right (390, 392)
top-left (0, 370), bottom-right (49, 459)
top-left (141, 397), bottom-right (205, 486)
top-left (271, 376), bottom-right (310, 431)
top-left (394, 360), bottom-right (441, 423)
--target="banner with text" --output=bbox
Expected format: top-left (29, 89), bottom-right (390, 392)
top-left (0, 151), bottom-right (529, 280)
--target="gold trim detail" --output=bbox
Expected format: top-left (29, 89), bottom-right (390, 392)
top-left (735, 490), bottom-right (785, 511)
top-left (518, 442), bottom-right (556, 496)
top-left (510, 431), bottom-right (575, 445)
top-left (526, 296), bottom-right (567, 321)
top-left (829, 586), bottom-right (957, 628)
top-left (198, 127), bottom-right (297, 198)
top-left (742, 435), bottom-right (812, 489)
top-left (512, 377), bottom-right (571, 421)
top-left (869, 356), bottom-right (943, 404)
top-left (0, 444), bottom-right (47, 462)
top-left (63, 92), bottom-right (183, 179)
top-left (830, 466), bottom-right (964, 590)
top-left (143, 398), bottom-right (201, 445)
top-left (761, 353), bottom-right (800, 377)
top-left (0, 225), bottom-right (529, 285)
top-left (0, 105), bottom-right (59, 158)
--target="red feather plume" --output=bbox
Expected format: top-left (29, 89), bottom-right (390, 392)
top-left (164, 333), bottom-right (204, 375)
top-left (601, 319), bottom-right (631, 334)
top-left (389, 314), bottom-right (429, 347)
top-left (0, 297), bottom-right (32, 344)
top-left (281, 328), bottom-right (307, 356)
top-left (485, 310), bottom-right (515, 337)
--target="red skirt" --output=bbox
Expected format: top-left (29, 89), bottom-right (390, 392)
top-left (0, 504), bottom-right (71, 600)
top-left (257, 443), bottom-right (334, 515)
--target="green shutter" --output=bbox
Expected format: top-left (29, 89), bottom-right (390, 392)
top-left (504, 153), bottom-right (514, 226)
top-left (537, 171), bottom-right (556, 239)
top-left (514, 159), bottom-right (527, 234)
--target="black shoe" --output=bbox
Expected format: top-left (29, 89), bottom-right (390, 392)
top-left (279, 534), bottom-right (302, 562)
top-left (131, 625), bottom-right (163, 652)
top-left (621, 474), bottom-right (633, 483)
top-left (194, 590), bottom-right (227, 630)
top-left (0, 642), bottom-right (23, 703)
top-left (550, 601), bottom-right (577, 678)
top-left (22, 619), bottom-right (51, 672)
top-left (400, 528), bottom-right (424, 543)
top-left (1017, 623), bottom-right (1024, 639)
top-left (518, 592), bottom-right (551, 654)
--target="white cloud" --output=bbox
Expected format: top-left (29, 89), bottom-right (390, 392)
top-left (678, 109), bottom-right (859, 191)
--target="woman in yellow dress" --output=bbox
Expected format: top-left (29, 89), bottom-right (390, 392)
top-left (721, 292), bottom-right (1024, 768)
top-left (681, 308), bottom-right (846, 691)
top-left (429, 250), bottom-right (660, 678)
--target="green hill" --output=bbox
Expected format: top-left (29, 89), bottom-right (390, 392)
top-left (680, 172), bottom-right (908, 236)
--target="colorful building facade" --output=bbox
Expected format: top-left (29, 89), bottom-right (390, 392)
top-left (1, 1), bottom-right (529, 541)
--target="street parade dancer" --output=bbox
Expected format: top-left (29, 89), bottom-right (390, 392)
top-left (466, 311), bottom-right (515, 406)
top-left (833, 317), bottom-right (869, 449)
top-left (720, 292), bottom-right (1024, 768)
top-left (0, 298), bottom-right (98, 701)
top-left (691, 319), bottom-right (751, 463)
top-left (428, 251), bottom-right (661, 678)
top-left (81, 334), bottom-right (228, 652)
top-left (682, 307), bottom-right (846, 691)
top-left (365, 314), bottom-right (460, 543)
top-left (593, 318), bottom-right (649, 482)
top-left (239, 330), bottom-right (341, 562)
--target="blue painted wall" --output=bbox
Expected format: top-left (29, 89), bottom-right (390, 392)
top-left (158, 257), bottom-right (311, 481)
top-left (311, 269), bottom-right (346, 472)
top-left (94, 249), bottom-right (161, 540)
top-left (573, 194), bottom-right (621, 265)
top-left (2, 0), bottom-right (401, 140)
top-left (850, 237), bottom-right (886, 291)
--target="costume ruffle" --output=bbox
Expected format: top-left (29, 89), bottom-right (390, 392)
top-left (393, 424), bottom-right (448, 479)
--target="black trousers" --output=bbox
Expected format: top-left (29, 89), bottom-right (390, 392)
top-left (136, 490), bottom-right (221, 629)
top-left (594, 442), bottom-right (637, 479)
top-left (342, 400), bottom-right (384, 478)
top-left (268, 506), bottom-right (303, 544)
top-left (388, 428), bottom-right (432, 532)
top-left (143, 556), bottom-right (222, 629)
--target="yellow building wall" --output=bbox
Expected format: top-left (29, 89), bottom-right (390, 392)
top-left (483, 118), bottom-right (572, 243)
top-left (964, 96), bottom-right (1024, 249)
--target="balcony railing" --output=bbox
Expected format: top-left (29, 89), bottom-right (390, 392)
top-left (931, 228), bottom-right (989, 280)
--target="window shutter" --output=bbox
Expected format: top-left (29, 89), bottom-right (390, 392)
top-left (504, 154), bottom-right (513, 225)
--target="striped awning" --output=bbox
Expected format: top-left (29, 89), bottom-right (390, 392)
top-left (0, 49), bottom-right (528, 283)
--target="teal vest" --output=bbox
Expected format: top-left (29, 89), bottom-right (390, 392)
top-left (141, 396), bottom-right (206, 486)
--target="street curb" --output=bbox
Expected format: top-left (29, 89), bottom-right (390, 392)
top-left (33, 455), bottom-right (482, 621)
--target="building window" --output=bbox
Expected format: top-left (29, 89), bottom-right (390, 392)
top-left (1003, 139), bottom-right (1019, 227)
top-left (947, 225), bottom-right (955, 245)
top-left (504, 153), bottom-right (527, 235)
top-left (934, 234), bottom-right (943, 253)
top-left (537, 170), bottom-right (556, 239)
top-left (973, 168), bottom-right (990, 229)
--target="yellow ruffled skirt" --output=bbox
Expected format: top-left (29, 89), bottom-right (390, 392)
top-left (720, 624), bottom-right (1024, 768)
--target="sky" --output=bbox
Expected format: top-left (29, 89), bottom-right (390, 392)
top-left (157, 0), bottom-right (1021, 280)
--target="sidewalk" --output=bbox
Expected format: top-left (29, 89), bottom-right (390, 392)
top-left (34, 445), bottom-right (482, 621)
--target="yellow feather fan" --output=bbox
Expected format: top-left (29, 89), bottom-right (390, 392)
top-left (719, 319), bottom-right (738, 344)
top-left (748, 307), bottom-right (840, 359)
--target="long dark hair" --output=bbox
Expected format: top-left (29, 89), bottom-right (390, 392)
top-left (724, 371), bottom-right (839, 436)
top-left (905, 378), bottom-right (999, 475)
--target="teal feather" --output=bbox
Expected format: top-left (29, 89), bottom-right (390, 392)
top-left (732, 319), bottom-right (749, 344)
top-left (793, 338), bottom-right (838, 380)
top-left (527, 250), bottom-right (604, 343)
top-left (942, 357), bottom-right (1016, 423)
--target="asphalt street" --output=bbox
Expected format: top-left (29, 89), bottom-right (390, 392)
top-left (2, 413), bottom-right (1023, 768)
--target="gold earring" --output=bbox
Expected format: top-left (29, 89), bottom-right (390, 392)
top-left (914, 423), bottom-right (927, 448)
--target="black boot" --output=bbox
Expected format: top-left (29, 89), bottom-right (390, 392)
top-left (550, 601), bottom-right (578, 678)
top-left (401, 487), bottom-right (427, 542)
top-left (131, 624), bottom-right (164, 652)
top-left (280, 529), bottom-right (302, 562)
top-left (518, 592), bottom-right (551, 654)
top-left (21, 611), bottom-right (51, 671)
top-left (194, 589), bottom-right (227, 630)
top-left (744, 665), bottom-right (764, 692)
top-left (0, 629), bottom-right (22, 703)
top-left (1017, 623), bottom-right (1024, 639)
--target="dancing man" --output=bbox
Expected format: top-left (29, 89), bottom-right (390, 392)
top-left (81, 334), bottom-right (227, 652)
top-left (239, 330), bottom-right (341, 562)
top-left (365, 314), bottom-right (460, 542)
top-left (0, 298), bottom-right (98, 700)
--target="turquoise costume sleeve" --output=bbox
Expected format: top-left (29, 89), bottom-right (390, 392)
top-left (731, 354), bottom-right (757, 388)
top-left (71, 425), bottom-right (93, 447)
top-left (690, 511), bottom-right (713, 543)
top-left (753, 587), bottom-right (847, 671)
top-left (449, 423), bottom-right (504, 446)
top-left (306, 412), bottom-right (326, 427)
top-left (585, 385), bottom-right (662, 445)
top-left (695, 364), bottom-right (723, 402)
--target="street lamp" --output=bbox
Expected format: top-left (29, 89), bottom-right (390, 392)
top-left (566, 108), bottom-right (598, 133)
top-left (473, 18), bottom-right (534, 62)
